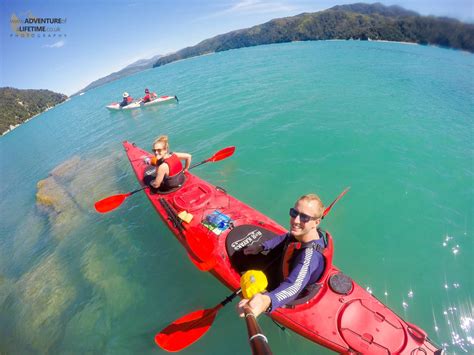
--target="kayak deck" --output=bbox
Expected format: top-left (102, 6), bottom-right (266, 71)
top-left (123, 141), bottom-right (442, 354)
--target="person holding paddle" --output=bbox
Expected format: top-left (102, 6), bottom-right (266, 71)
top-left (152, 188), bottom-right (347, 352)
top-left (237, 194), bottom-right (326, 317)
top-left (148, 135), bottom-right (192, 192)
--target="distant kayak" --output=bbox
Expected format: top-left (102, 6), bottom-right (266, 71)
top-left (106, 95), bottom-right (178, 110)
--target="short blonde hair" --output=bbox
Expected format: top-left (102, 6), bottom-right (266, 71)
top-left (297, 194), bottom-right (324, 218)
top-left (153, 135), bottom-right (169, 150)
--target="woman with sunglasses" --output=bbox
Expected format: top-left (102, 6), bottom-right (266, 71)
top-left (148, 135), bottom-right (191, 191)
top-left (237, 194), bottom-right (326, 317)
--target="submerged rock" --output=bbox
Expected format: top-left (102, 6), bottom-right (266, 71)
top-left (15, 253), bottom-right (77, 351)
top-left (67, 151), bottom-right (123, 210)
top-left (0, 274), bottom-right (14, 307)
top-left (50, 155), bottom-right (81, 182)
top-left (11, 211), bottom-right (47, 275)
top-left (35, 152), bottom-right (122, 241)
top-left (61, 299), bottom-right (110, 353)
top-left (36, 176), bottom-right (83, 241)
top-left (82, 241), bottom-right (143, 319)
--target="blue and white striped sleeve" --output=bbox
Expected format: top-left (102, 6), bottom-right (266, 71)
top-left (262, 233), bottom-right (287, 251)
top-left (265, 247), bottom-right (320, 311)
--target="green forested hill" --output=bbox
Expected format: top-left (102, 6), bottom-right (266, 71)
top-left (154, 3), bottom-right (474, 68)
top-left (0, 87), bottom-right (67, 135)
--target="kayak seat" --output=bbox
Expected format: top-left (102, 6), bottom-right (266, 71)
top-left (225, 224), bottom-right (285, 291)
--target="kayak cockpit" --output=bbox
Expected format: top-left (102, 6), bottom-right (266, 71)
top-left (225, 224), bottom-right (338, 306)
top-left (142, 165), bottom-right (187, 194)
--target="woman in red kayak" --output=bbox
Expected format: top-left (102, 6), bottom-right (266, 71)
top-left (237, 194), bottom-right (326, 317)
top-left (148, 135), bottom-right (191, 192)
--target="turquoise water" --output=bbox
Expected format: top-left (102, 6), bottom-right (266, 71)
top-left (0, 41), bottom-right (473, 354)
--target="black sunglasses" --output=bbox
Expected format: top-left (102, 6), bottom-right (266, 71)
top-left (289, 207), bottom-right (319, 223)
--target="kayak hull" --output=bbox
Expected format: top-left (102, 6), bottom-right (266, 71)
top-left (123, 141), bottom-right (441, 354)
top-left (106, 95), bottom-right (177, 110)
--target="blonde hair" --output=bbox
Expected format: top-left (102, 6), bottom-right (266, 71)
top-left (153, 135), bottom-right (169, 150)
top-left (298, 194), bottom-right (324, 218)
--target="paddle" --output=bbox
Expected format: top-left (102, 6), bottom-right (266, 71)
top-left (94, 146), bottom-right (236, 213)
top-left (155, 291), bottom-right (241, 352)
top-left (189, 146), bottom-right (235, 169)
top-left (322, 187), bottom-right (350, 218)
top-left (243, 306), bottom-right (272, 355)
top-left (94, 186), bottom-right (147, 213)
top-left (154, 187), bottom-right (349, 352)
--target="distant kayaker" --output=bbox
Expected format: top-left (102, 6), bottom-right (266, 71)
top-left (119, 92), bottom-right (133, 107)
top-left (147, 135), bottom-right (192, 191)
top-left (237, 194), bottom-right (326, 317)
top-left (140, 88), bottom-right (157, 103)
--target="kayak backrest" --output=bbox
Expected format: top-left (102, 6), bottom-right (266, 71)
top-left (225, 224), bottom-right (285, 291)
top-left (317, 231), bottom-right (334, 283)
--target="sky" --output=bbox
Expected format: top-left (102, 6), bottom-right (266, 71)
top-left (1, 0), bottom-right (473, 95)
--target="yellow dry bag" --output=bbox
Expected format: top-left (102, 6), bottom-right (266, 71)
top-left (240, 270), bottom-right (268, 299)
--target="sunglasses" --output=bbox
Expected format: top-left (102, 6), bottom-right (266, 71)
top-left (289, 207), bottom-right (319, 223)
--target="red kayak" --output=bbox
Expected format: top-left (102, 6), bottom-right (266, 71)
top-left (123, 141), bottom-right (442, 354)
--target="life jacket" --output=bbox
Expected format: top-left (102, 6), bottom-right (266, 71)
top-left (280, 231), bottom-right (325, 282)
top-left (160, 153), bottom-right (185, 190)
top-left (120, 97), bottom-right (133, 107)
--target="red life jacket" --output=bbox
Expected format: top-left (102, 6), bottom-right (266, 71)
top-left (159, 153), bottom-right (185, 190)
top-left (281, 234), bottom-right (325, 280)
top-left (164, 154), bottom-right (182, 177)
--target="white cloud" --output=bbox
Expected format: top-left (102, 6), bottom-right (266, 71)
top-left (43, 40), bottom-right (65, 48)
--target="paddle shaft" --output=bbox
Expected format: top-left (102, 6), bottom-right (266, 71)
top-left (95, 146), bottom-right (235, 214)
top-left (322, 187), bottom-right (350, 218)
top-left (189, 160), bottom-right (208, 169)
top-left (130, 186), bottom-right (148, 196)
top-left (244, 306), bottom-right (273, 355)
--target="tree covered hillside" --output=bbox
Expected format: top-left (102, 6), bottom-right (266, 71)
top-left (0, 87), bottom-right (67, 135)
top-left (154, 3), bottom-right (474, 68)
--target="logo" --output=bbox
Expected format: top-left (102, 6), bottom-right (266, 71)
top-left (231, 229), bottom-right (263, 251)
top-left (145, 167), bottom-right (156, 176)
top-left (10, 12), bottom-right (67, 39)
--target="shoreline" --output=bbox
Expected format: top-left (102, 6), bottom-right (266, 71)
top-left (1, 98), bottom-right (70, 136)
top-left (155, 38), bottom-right (434, 69)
